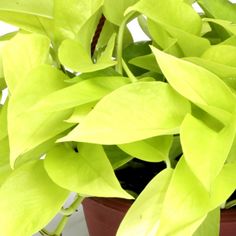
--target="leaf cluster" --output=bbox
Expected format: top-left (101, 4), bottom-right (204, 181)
top-left (0, 0), bottom-right (236, 235)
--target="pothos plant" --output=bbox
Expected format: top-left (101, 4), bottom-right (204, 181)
top-left (1, 0), bottom-right (236, 235)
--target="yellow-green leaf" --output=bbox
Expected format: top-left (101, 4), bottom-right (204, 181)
top-left (151, 46), bottom-right (236, 124)
top-left (60, 82), bottom-right (191, 144)
top-left (45, 144), bottom-right (132, 199)
top-left (2, 32), bottom-right (50, 92)
top-left (0, 160), bottom-right (69, 236)
top-left (8, 65), bottom-right (73, 167)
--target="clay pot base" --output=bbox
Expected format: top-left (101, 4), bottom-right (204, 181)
top-left (83, 198), bottom-right (236, 236)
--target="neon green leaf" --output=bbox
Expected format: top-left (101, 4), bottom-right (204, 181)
top-left (58, 34), bottom-right (117, 73)
top-left (181, 114), bottom-right (235, 190)
top-left (210, 162), bottom-right (236, 210)
top-left (8, 65), bottom-right (73, 167)
top-left (118, 136), bottom-right (173, 162)
top-left (44, 144), bottom-right (132, 199)
top-left (103, 0), bottom-right (139, 25)
top-left (117, 169), bottom-right (173, 236)
top-left (54, 0), bottom-right (103, 42)
top-left (128, 0), bottom-right (202, 35)
top-left (157, 158), bottom-right (210, 235)
top-left (202, 45), bottom-right (236, 67)
top-left (193, 208), bottom-right (220, 236)
top-left (197, 0), bottom-right (236, 24)
top-left (0, 0), bottom-right (53, 18)
top-left (2, 33), bottom-right (50, 92)
top-left (60, 82), bottom-right (191, 144)
top-left (31, 76), bottom-right (129, 113)
top-left (151, 46), bottom-right (236, 124)
top-left (0, 160), bottom-right (69, 236)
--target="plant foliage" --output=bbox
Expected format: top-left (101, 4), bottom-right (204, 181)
top-left (0, 0), bottom-right (236, 235)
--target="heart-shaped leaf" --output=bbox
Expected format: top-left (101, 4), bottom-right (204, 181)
top-left (151, 46), bottom-right (236, 124)
top-left (60, 81), bottom-right (191, 144)
top-left (118, 136), bottom-right (173, 162)
top-left (45, 144), bottom-right (132, 199)
top-left (2, 33), bottom-right (50, 92)
top-left (181, 114), bottom-right (235, 190)
top-left (127, 0), bottom-right (202, 35)
top-left (117, 169), bottom-right (173, 236)
top-left (0, 160), bottom-right (69, 236)
top-left (58, 34), bottom-right (117, 73)
top-left (31, 76), bottom-right (129, 113)
top-left (157, 158), bottom-right (210, 235)
top-left (8, 65), bottom-right (73, 166)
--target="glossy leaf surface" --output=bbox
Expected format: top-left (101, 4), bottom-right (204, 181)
top-left (151, 46), bottom-right (236, 124)
top-left (54, 0), bottom-right (103, 42)
top-left (157, 158), bottom-right (210, 235)
top-left (117, 169), bottom-right (173, 236)
top-left (31, 76), bottom-right (129, 113)
top-left (193, 208), bottom-right (220, 236)
top-left (198, 0), bottom-right (236, 23)
top-left (60, 82), bottom-right (191, 144)
top-left (0, 160), bottom-right (69, 236)
top-left (128, 0), bottom-right (202, 35)
top-left (2, 33), bottom-right (50, 92)
top-left (58, 34), bottom-right (117, 73)
top-left (45, 144), bottom-right (132, 199)
top-left (118, 136), bottom-right (173, 162)
top-left (103, 0), bottom-right (138, 25)
top-left (181, 114), bottom-right (235, 190)
top-left (8, 65), bottom-right (72, 166)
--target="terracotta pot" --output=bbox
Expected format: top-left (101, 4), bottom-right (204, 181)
top-left (82, 198), bottom-right (236, 236)
top-left (220, 208), bottom-right (236, 236)
top-left (82, 198), bottom-right (132, 236)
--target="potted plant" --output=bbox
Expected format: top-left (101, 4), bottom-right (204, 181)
top-left (1, 0), bottom-right (236, 235)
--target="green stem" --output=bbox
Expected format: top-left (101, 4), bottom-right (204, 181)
top-left (116, 12), bottom-right (137, 75)
top-left (225, 199), bottom-right (236, 209)
top-left (39, 195), bottom-right (83, 236)
top-left (165, 158), bottom-right (172, 169)
top-left (54, 215), bottom-right (69, 235)
top-left (60, 195), bottom-right (84, 216)
top-left (39, 229), bottom-right (53, 236)
top-left (122, 59), bottom-right (137, 83)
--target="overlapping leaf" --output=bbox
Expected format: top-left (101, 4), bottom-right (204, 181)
top-left (31, 76), bottom-right (129, 113)
top-left (118, 136), bottom-right (173, 162)
top-left (0, 1), bottom-right (53, 36)
top-left (197, 0), bottom-right (236, 24)
top-left (54, 0), bottom-right (103, 43)
top-left (2, 33), bottom-right (50, 92)
top-left (0, 42), bottom-right (6, 90)
top-left (58, 34), bottom-right (117, 73)
top-left (0, 0), bottom-right (53, 18)
top-left (181, 114), bottom-right (235, 190)
top-left (202, 45), bottom-right (236, 67)
top-left (193, 208), bottom-right (220, 236)
top-left (0, 137), bottom-right (11, 186)
top-left (0, 160), bottom-right (69, 236)
top-left (185, 57), bottom-right (236, 81)
top-left (8, 65), bottom-right (73, 166)
top-left (60, 81), bottom-right (191, 144)
top-left (44, 144), bottom-right (132, 199)
top-left (103, 145), bottom-right (132, 170)
top-left (203, 18), bottom-right (236, 37)
top-left (103, 0), bottom-right (138, 25)
top-left (117, 169), bottom-right (173, 236)
top-left (210, 162), bottom-right (236, 210)
top-left (151, 46), bottom-right (236, 124)
top-left (127, 0), bottom-right (202, 35)
top-left (157, 158), bottom-right (210, 235)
